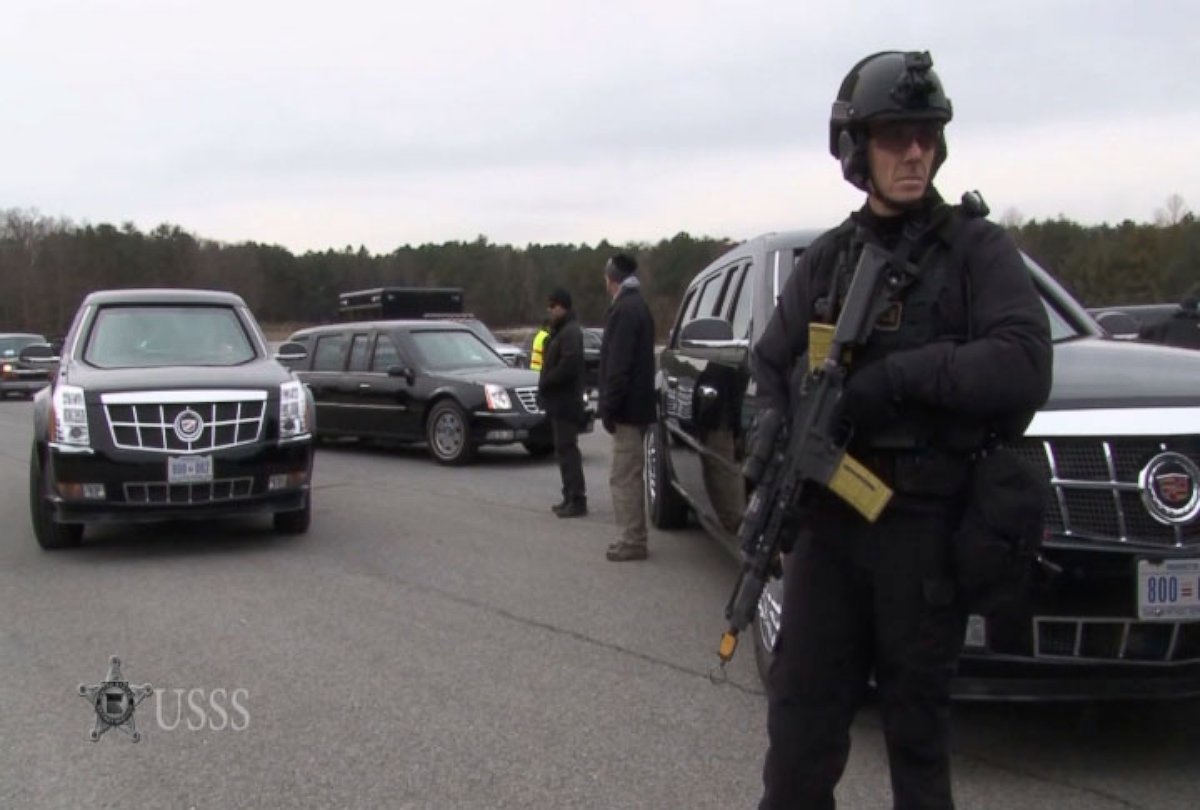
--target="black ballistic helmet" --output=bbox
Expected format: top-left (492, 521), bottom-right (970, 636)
top-left (829, 50), bottom-right (953, 191)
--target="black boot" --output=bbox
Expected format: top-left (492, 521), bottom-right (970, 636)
top-left (551, 498), bottom-right (570, 515)
top-left (556, 497), bottom-right (588, 518)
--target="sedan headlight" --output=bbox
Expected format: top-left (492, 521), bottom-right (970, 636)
top-left (484, 384), bottom-right (512, 410)
top-left (279, 380), bottom-right (309, 439)
top-left (52, 384), bottom-right (90, 447)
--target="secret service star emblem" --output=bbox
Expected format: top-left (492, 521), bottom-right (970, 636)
top-left (78, 655), bottom-right (153, 742)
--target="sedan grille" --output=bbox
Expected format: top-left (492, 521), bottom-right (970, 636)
top-left (514, 387), bottom-right (543, 414)
top-left (1010, 437), bottom-right (1200, 548)
top-left (101, 390), bottom-right (268, 454)
top-left (123, 477), bottom-right (255, 505)
top-left (1034, 617), bottom-right (1200, 663)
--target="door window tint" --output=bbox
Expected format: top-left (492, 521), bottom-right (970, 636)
top-left (670, 288), bottom-right (698, 348)
top-left (693, 272), bottom-right (726, 320)
top-left (312, 335), bottom-right (347, 371)
top-left (728, 264), bottom-right (754, 339)
top-left (348, 334), bottom-right (371, 372)
top-left (372, 335), bottom-right (402, 371)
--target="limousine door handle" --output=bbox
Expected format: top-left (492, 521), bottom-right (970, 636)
top-left (358, 383), bottom-right (372, 390)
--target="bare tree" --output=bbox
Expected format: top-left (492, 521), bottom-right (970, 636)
top-left (1155, 193), bottom-right (1190, 227)
top-left (999, 206), bottom-right (1025, 230)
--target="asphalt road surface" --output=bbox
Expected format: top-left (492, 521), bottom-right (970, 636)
top-left (1, 397), bottom-right (1199, 809)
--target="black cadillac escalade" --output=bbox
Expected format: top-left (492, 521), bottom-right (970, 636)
top-left (27, 289), bottom-right (316, 549)
top-left (647, 230), bottom-right (1200, 700)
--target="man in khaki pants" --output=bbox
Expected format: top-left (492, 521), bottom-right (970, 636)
top-left (597, 253), bottom-right (657, 562)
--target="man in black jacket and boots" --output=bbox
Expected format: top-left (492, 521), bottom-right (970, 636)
top-left (539, 288), bottom-right (588, 518)
top-left (599, 253), bottom-right (657, 562)
top-left (753, 51), bottom-right (1053, 809)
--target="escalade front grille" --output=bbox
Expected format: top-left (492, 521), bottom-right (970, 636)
top-left (1010, 438), bottom-right (1200, 548)
top-left (123, 477), bottom-right (255, 505)
top-left (1034, 617), bottom-right (1200, 663)
top-left (101, 390), bottom-right (268, 454)
top-left (514, 387), bottom-right (543, 414)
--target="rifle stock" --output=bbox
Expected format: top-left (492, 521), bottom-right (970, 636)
top-left (717, 243), bottom-right (899, 666)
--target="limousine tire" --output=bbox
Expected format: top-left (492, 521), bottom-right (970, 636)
top-left (427, 399), bottom-right (475, 465)
top-left (645, 423), bottom-right (688, 529)
top-left (29, 448), bottom-right (84, 549)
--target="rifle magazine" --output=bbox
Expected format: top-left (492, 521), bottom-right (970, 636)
top-left (828, 453), bottom-right (893, 522)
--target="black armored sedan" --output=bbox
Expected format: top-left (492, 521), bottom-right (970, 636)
top-left (28, 289), bottom-right (315, 549)
top-left (648, 229), bottom-right (1200, 701)
top-left (286, 320), bottom-right (564, 464)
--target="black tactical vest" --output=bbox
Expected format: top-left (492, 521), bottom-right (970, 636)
top-left (814, 206), bottom-right (985, 452)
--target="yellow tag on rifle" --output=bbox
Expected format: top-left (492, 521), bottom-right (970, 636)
top-left (808, 323), bottom-right (835, 372)
top-left (828, 454), bottom-right (893, 523)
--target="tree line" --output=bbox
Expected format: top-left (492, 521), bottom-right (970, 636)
top-left (1, 199), bottom-right (1196, 339)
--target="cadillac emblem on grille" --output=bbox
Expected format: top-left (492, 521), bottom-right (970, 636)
top-left (1139, 451), bottom-right (1200, 525)
top-left (173, 409), bottom-right (205, 443)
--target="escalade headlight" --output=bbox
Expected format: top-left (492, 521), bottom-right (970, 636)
top-left (484, 384), bottom-right (512, 410)
top-left (279, 380), bottom-right (309, 439)
top-left (52, 384), bottom-right (90, 447)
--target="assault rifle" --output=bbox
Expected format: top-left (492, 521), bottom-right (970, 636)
top-left (716, 242), bottom-right (916, 668)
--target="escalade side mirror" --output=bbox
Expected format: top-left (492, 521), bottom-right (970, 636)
top-left (680, 317), bottom-right (740, 348)
top-left (19, 343), bottom-right (59, 365)
top-left (275, 341), bottom-right (309, 364)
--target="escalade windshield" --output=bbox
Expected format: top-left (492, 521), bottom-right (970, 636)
top-left (84, 305), bottom-right (256, 368)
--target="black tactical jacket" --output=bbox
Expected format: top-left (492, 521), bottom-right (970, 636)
top-left (752, 191), bottom-right (1053, 454)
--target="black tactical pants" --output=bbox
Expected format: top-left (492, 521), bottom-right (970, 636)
top-left (552, 418), bottom-right (585, 502)
top-left (760, 496), bottom-right (967, 810)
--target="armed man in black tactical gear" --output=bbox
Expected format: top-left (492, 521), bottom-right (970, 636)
top-left (753, 51), bottom-right (1053, 809)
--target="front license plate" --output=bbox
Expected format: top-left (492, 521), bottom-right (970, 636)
top-left (1137, 558), bottom-right (1200, 620)
top-left (168, 455), bottom-right (213, 484)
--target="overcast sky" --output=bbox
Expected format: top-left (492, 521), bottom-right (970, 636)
top-left (3, 1), bottom-right (1197, 252)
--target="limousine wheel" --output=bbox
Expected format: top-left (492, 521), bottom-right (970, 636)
top-left (645, 423), bottom-right (688, 529)
top-left (427, 400), bottom-right (475, 465)
top-left (29, 448), bottom-right (83, 549)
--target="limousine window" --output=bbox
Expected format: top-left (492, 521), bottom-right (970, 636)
top-left (729, 264), bottom-right (753, 339)
top-left (693, 270), bottom-right (726, 320)
top-left (313, 334), bottom-right (346, 371)
top-left (411, 330), bottom-right (507, 371)
top-left (348, 333), bottom-right (371, 372)
top-left (371, 334), bottom-right (401, 371)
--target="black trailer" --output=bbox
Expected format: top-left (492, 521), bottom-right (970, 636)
top-left (337, 287), bottom-right (465, 321)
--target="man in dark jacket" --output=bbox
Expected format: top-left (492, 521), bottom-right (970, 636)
top-left (598, 253), bottom-right (656, 561)
top-left (1138, 295), bottom-right (1200, 349)
top-left (538, 288), bottom-right (588, 517)
top-left (753, 51), bottom-right (1053, 809)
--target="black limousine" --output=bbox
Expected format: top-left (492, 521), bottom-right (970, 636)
top-left (286, 320), bottom-right (575, 465)
top-left (648, 229), bottom-right (1200, 700)
top-left (27, 289), bottom-right (315, 548)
